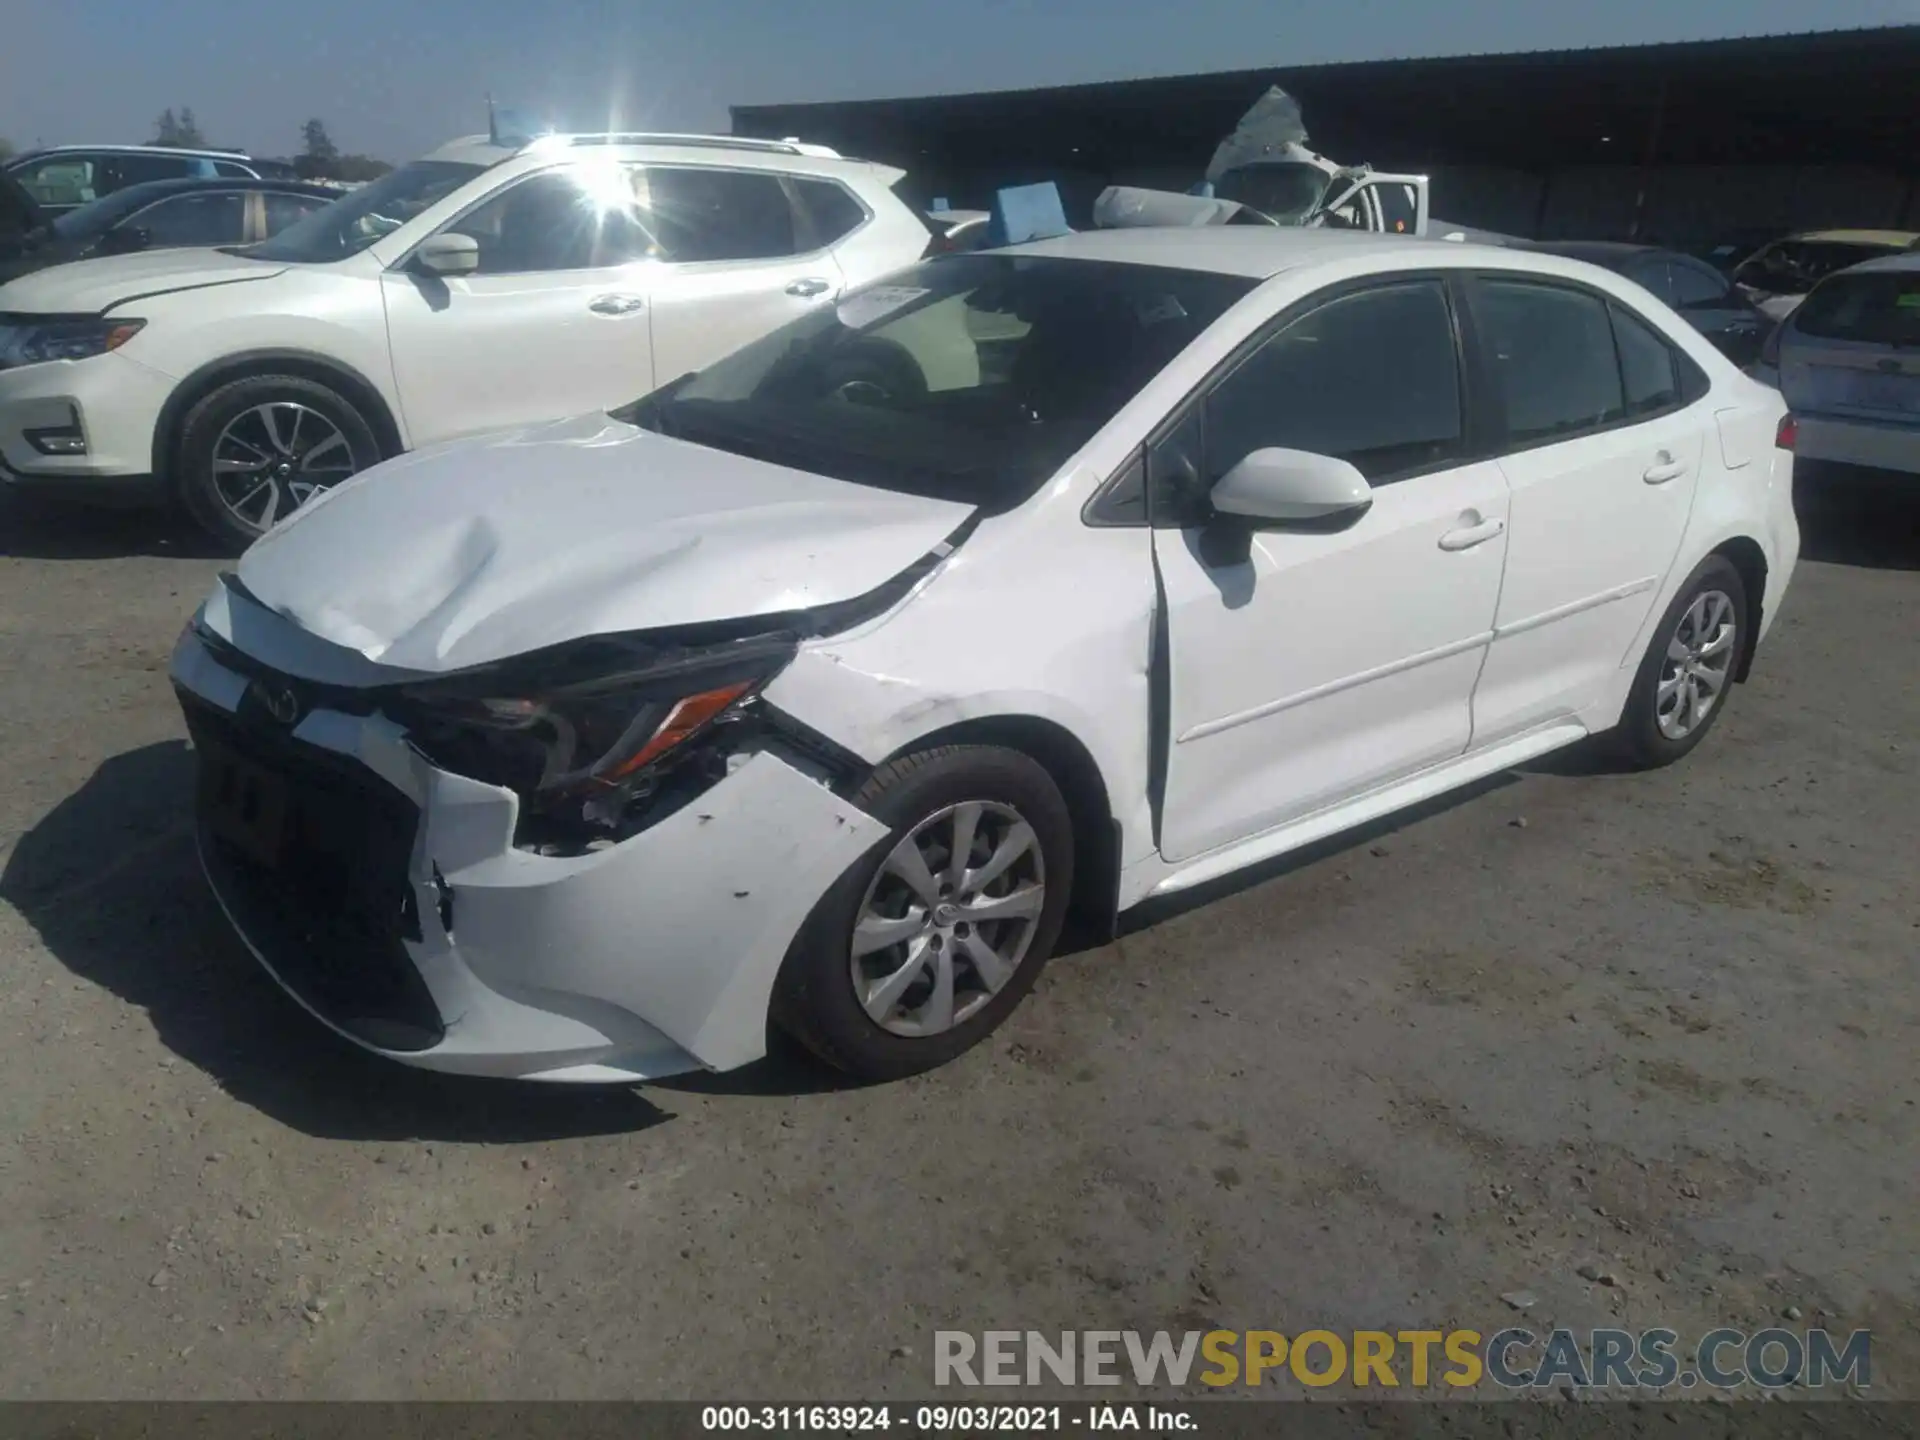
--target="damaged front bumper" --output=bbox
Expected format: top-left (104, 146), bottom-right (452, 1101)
top-left (169, 625), bottom-right (888, 1081)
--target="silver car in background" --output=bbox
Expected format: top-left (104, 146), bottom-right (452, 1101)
top-left (1772, 253), bottom-right (1920, 480)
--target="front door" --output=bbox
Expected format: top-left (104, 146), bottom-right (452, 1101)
top-left (1463, 277), bottom-right (1705, 745)
top-left (1153, 277), bottom-right (1510, 863)
top-left (380, 165), bottom-right (657, 446)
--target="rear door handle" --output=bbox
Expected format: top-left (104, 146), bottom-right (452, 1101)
top-left (589, 294), bottom-right (646, 316)
top-left (1643, 453), bottom-right (1688, 484)
top-left (1438, 516), bottom-right (1506, 551)
top-left (786, 277), bottom-right (833, 298)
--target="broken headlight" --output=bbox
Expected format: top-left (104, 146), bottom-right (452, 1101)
top-left (392, 631), bottom-right (799, 840)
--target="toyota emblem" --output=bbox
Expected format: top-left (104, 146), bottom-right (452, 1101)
top-left (255, 681), bottom-right (302, 725)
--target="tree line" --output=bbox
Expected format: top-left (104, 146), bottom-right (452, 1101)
top-left (149, 107), bottom-right (391, 182)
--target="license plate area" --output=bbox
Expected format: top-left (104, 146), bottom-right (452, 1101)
top-left (1820, 365), bottom-right (1920, 416)
top-left (199, 739), bottom-right (290, 867)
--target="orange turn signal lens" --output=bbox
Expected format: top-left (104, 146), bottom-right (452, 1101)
top-left (600, 681), bottom-right (754, 782)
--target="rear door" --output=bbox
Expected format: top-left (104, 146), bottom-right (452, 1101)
top-left (640, 165), bottom-right (852, 381)
top-left (1780, 269), bottom-right (1920, 424)
top-left (1465, 276), bottom-right (1707, 745)
top-left (380, 164), bottom-right (659, 444)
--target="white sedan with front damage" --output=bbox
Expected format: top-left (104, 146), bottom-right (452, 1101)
top-left (170, 228), bottom-right (1800, 1083)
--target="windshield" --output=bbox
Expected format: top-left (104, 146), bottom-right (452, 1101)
top-left (1735, 239), bottom-right (1912, 296)
top-left (1793, 271), bottom-right (1920, 347)
top-left (1213, 162), bottom-right (1331, 225)
top-left (51, 185), bottom-right (165, 240)
top-left (240, 159), bottom-right (484, 263)
top-left (614, 254), bottom-right (1256, 511)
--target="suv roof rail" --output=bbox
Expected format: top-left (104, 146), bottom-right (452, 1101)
top-left (528, 132), bottom-right (841, 159)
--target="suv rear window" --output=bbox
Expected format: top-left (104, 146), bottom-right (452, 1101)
top-left (1793, 271), bottom-right (1920, 346)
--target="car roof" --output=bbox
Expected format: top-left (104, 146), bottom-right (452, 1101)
top-left (100, 176), bottom-right (337, 200)
top-left (419, 132), bottom-right (899, 184)
top-left (1784, 228), bottom-right (1920, 247)
top-left (1514, 240), bottom-right (1663, 262)
top-left (997, 226), bottom-right (1516, 279)
top-left (1832, 250), bottom-right (1920, 276)
top-left (9, 144), bottom-right (254, 163)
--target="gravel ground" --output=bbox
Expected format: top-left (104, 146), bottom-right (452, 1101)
top-left (0, 481), bottom-right (1914, 1401)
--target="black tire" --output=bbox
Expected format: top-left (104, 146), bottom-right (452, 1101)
top-left (1611, 554), bottom-right (1749, 770)
top-left (773, 744), bottom-right (1075, 1081)
top-left (173, 373), bottom-right (380, 553)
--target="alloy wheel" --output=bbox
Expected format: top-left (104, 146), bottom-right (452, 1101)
top-left (849, 800), bottom-right (1046, 1038)
top-left (1656, 588), bottom-right (1738, 740)
top-left (210, 402), bottom-right (360, 533)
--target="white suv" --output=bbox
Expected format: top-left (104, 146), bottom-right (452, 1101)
top-left (0, 132), bottom-right (930, 547)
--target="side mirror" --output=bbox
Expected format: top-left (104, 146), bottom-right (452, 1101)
top-left (1210, 447), bottom-right (1373, 525)
top-left (413, 232), bottom-right (479, 276)
top-left (104, 226), bottom-right (152, 254)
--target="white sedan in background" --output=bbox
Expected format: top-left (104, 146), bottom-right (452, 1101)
top-left (170, 228), bottom-right (1799, 1083)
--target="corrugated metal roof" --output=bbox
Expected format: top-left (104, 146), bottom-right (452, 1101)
top-left (734, 23), bottom-right (1920, 117)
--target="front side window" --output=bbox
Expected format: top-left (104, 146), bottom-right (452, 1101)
top-left (441, 166), bottom-right (661, 274)
top-left (129, 191), bottom-right (247, 247)
top-left (1473, 279), bottom-right (1624, 445)
top-left (243, 159), bottom-right (485, 263)
top-left (616, 254), bottom-right (1255, 512)
top-left (1205, 279), bottom-right (1464, 483)
top-left (642, 167), bottom-right (797, 262)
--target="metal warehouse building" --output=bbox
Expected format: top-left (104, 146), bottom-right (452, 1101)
top-left (732, 25), bottom-right (1920, 245)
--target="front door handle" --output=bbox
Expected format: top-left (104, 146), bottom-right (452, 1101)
top-left (589, 294), bottom-right (646, 316)
top-left (1438, 515), bottom-right (1506, 551)
top-left (786, 277), bottom-right (833, 298)
top-left (1643, 451), bottom-right (1688, 485)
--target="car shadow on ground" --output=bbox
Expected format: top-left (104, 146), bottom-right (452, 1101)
top-left (1794, 472), bottom-right (1919, 571)
top-left (0, 490), bottom-right (231, 561)
top-left (1, 740), bottom-right (671, 1142)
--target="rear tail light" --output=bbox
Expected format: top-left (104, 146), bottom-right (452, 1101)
top-left (1775, 414), bottom-right (1797, 451)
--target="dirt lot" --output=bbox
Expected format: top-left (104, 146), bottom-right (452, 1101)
top-left (0, 481), bottom-right (1914, 1401)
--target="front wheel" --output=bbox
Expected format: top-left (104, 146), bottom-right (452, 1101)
top-left (1612, 554), bottom-right (1749, 769)
top-left (774, 745), bottom-right (1075, 1080)
top-left (174, 374), bottom-right (379, 552)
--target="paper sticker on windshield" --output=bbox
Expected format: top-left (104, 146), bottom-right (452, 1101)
top-left (836, 286), bottom-right (930, 330)
top-left (1896, 292), bottom-right (1920, 309)
top-left (1135, 294), bottom-right (1190, 327)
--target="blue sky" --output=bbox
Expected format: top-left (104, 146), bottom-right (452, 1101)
top-left (6, 1), bottom-right (1913, 162)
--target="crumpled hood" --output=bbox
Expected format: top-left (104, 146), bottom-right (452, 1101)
top-left (234, 412), bottom-right (975, 674)
top-left (0, 246), bottom-right (287, 313)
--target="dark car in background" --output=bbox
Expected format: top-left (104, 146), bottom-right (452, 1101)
top-left (1514, 240), bottom-right (1773, 366)
top-left (0, 178), bottom-right (339, 284)
top-left (3, 145), bottom-right (265, 217)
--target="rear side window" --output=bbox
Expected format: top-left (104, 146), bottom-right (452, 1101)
top-left (1473, 279), bottom-right (1624, 445)
top-left (788, 178), bottom-right (866, 249)
top-left (263, 191), bottom-right (329, 235)
top-left (644, 167), bottom-right (796, 262)
top-left (1204, 279), bottom-right (1464, 484)
top-left (1793, 271), bottom-right (1920, 346)
top-left (97, 153), bottom-right (197, 190)
top-left (1610, 303), bottom-right (1680, 415)
top-left (213, 160), bottom-right (254, 178)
